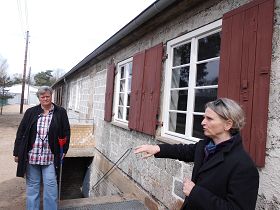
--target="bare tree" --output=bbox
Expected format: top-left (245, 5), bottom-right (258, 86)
top-left (51, 68), bottom-right (65, 84)
top-left (0, 56), bottom-right (13, 115)
top-left (11, 73), bottom-right (23, 85)
top-left (0, 56), bottom-right (8, 77)
top-left (53, 68), bottom-right (65, 79)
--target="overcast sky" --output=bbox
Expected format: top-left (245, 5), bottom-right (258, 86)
top-left (0, 0), bottom-right (156, 76)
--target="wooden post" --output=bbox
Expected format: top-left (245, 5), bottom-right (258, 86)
top-left (20, 30), bottom-right (29, 114)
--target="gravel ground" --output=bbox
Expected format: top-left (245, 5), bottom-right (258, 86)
top-left (0, 104), bottom-right (31, 210)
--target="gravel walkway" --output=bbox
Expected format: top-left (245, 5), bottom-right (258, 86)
top-left (0, 104), bottom-right (31, 210)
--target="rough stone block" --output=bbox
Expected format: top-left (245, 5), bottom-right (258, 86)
top-left (173, 179), bottom-right (184, 200)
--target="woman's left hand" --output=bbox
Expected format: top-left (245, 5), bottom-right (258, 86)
top-left (183, 178), bottom-right (195, 196)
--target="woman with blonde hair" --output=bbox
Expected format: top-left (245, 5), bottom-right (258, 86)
top-left (134, 98), bottom-right (259, 210)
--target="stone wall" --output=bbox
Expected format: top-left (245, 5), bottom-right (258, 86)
top-left (256, 0), bottom-right (280, 208)
top-left (66, 68), bottom-right (96, 124)
top-left (66, 124), bottom-right (95, 157)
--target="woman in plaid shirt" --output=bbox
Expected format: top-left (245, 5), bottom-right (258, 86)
top-left (13, 86), bottom-right (70, 210)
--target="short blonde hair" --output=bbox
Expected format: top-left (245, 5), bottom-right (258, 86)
top-left (205, 98), bottom-right (245, 134)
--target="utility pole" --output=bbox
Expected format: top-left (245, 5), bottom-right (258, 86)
top-left (20, 30), bottom-right (29, 114)
top-left (27, 67), bottom-right (31, 104)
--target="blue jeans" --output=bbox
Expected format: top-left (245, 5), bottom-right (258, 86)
top-left (26, 164), bottom-right (58, 210)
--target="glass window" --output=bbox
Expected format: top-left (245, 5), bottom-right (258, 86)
top-left (171, 67), bottom-right (190, 88)
top-left (114, 58), bottom-right (133, 124)
top-left (194, 89), bottom-right (217, 112)
top-left (173, 42), bottom-right (191, 66)
top-left (192, 115), bottom-right (204, 139)
top-left (162, 20), bottom-right (222, 142)
top-left (198, 32), bottom-right (221, 61)
top-left (168, 112), bottom-right (186, 134)
top-left (170, 90), bottom-right (188, 111)
top-left (196, 60), bottom-right (219, 86)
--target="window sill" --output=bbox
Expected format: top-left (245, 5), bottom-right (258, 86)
top-left (111, 121), bottom-right (130, 131)
top-left (156, 135), bottom-right (198, 145)
top-left (155, 136), bottom-right (184, 144)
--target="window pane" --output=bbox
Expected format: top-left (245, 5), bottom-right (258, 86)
top-left (120, 80), bottom-right (125, 92)
top-left (116, 59), bottom-right (132, 123)
top-left (170, 90), bottom-right (188, 111)
top-left (128, 78), bottom-right (131, 92)
top-left (173, 43), bottom-right (191, 66)
top-left (194, 88), bottom-right (217, 112)
top-left (120, 66), bottom-right (125, 78)
top-left (171, 66), bottom-right (190, 88)
top-left (119, 93), bottom-right (124, 105)
top-left (127, 92), bottom-right (130, 106)
top-left (126, 108), bottom-right (129, 121)
top-left (196, 60), bottom-right (219, 86)
top-left (169, 112), bottom-right (186, 134)
top-left (193, 115), bottom-right (204, 139)
top-left (128, 62), bottom-right (132, 77)
top-left (118, 107), bottom-right (123, 119)
top-left (198, 32), bottom-right (221, 61)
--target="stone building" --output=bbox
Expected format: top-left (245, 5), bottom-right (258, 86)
top-left (53, 0), bottom-right (280, 209)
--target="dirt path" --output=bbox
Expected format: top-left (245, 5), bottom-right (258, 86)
top-left (0, 105), bottom-right (31, 210)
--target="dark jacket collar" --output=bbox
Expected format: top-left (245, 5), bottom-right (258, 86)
top-left (36, 103), bottom-right (58, 113)
top-left (204, 133), bottom-right (241, 152)
top-left (197, 134), bottom-right (242, 175)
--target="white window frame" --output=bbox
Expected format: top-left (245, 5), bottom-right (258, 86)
top-left (113, 57), bottom-right (133, 125)
top-left (68, 86), bottom-right (73, 109)
top-left (162, 20), bottom-right (222, 144)
top-left (68, 81), bottom-right (76, 109)
top-left (74, 79), bottom-right (82, 111)
top-left (79, 76), bottom-right (90, 114)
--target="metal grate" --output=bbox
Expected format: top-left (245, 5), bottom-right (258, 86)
top-left (59, 200), bottom-right (148, 210)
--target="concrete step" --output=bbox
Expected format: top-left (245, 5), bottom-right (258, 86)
top-left (59, 194), bottom-right (148, 210)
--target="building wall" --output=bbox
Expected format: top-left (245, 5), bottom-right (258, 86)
top-left (258, 0), bottom-right (280, 207)
top-left (60, 0), bottom-right (280, 209)
top-left (66, 68), bottom-right (95, 125)
top-left (8, 92), bottom-right (38, 105)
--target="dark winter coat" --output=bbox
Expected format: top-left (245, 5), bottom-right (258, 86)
top-left (13, 103), bottom-right (70, 177)
top-left (155, 134), bottom-right (259, 210)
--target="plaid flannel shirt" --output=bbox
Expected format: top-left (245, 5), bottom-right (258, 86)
top-left (28, 105), bottom-right (54, 165)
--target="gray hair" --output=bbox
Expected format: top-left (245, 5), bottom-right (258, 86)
top-left (205, 98), bottom-right (245, 134)
top-left (36, 86), bottom-right (53, 98)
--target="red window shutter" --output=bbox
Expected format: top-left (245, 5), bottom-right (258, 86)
top-left (251, 0), bottom-right (274, 166)
top-left (129, 43), bottom-right (163, 136)
top-left (218, 0), bottom-right (274, 167)
top-left (139, 43), bottom-right (163, 136)
top-left (104, 63), bottom-right (115, 122)
top-left (129, 51), bottom-right (145, 130)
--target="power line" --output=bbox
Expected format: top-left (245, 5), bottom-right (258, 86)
top-left (16, 0), bottom-right (29, 37)
top-left (16, 0), bottom-right (25, 38)
top-left (24, 0), bottom-right (29, 30)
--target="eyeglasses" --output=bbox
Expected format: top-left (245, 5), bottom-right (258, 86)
top-left (213, 98), bottom-right (228, 110)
